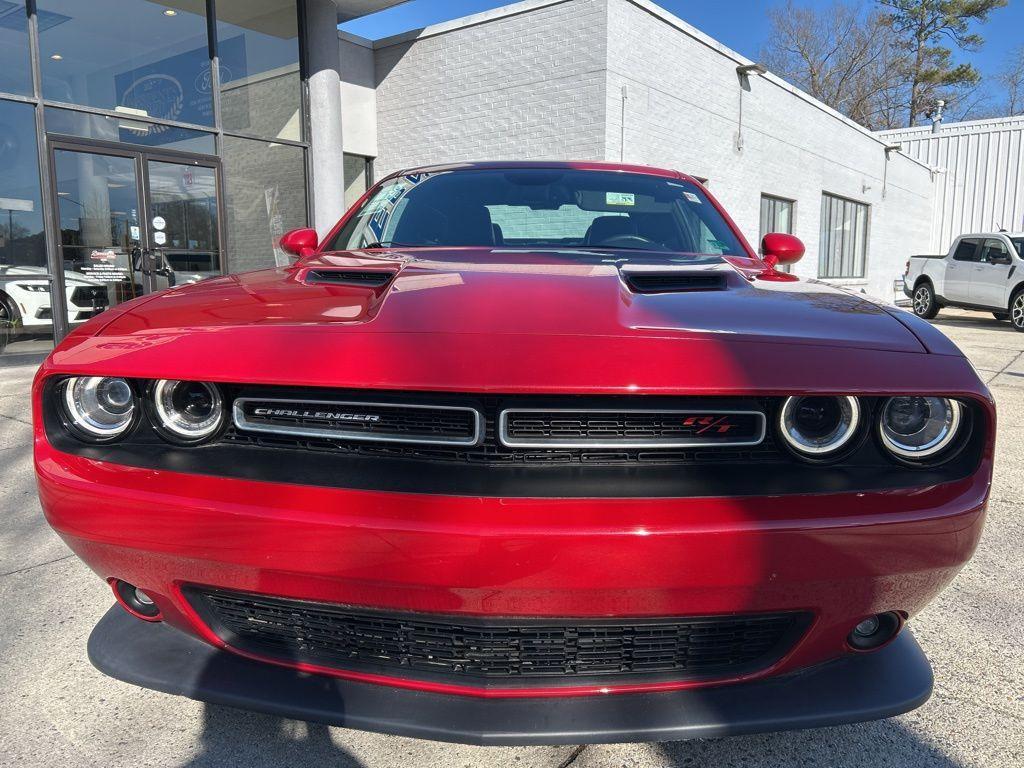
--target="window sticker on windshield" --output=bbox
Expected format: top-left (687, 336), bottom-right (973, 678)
top-left (684, 192), bottom-right (702, 204)
top-left (606, 192), bottom-right (635, 206)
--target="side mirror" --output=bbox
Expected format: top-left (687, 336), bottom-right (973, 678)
top-left (991, 252), bottom-right (1012, 265)
top-left (279, 228), bottom-right (319, 257)
top-left (761, 233), bottom-right (805, 268)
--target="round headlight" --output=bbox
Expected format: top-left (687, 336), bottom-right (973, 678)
top-left (879, 396), bottom-right (962, 460)
top-left (152, 380), bottom-right (224, 442)
top-left (779, 395), bottom-right (860, 457)
top-left (61, 376), bottom-right (136, 440)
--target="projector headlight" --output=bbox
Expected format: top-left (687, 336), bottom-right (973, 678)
top-left (778, 395), bottom-right (861, 458)
top-left (61, 376), bottom-right (137, 441)
top-left (152, 380), bottom-right (224, 443)
top-left (879, 396), bottom-right (962, 460)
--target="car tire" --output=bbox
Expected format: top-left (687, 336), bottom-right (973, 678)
top-left (1011, 290), bottom-right (1024, 332)
top-left (912, 282), bottom-right (939, 320)
top-left (993, 312), bottom-right (1010, 321)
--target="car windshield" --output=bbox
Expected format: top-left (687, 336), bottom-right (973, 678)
top-left (1012, 238), bottom-right (1024, 257)
top-left (327, 168), bottom-right (747, 257)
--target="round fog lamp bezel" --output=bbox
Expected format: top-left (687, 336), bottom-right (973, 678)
top-left (59, 376), bottom-right (138, 442)
top-left (778, 395), bottom-right (862, 459)
top-left (151, 379), bottom-right (225, 444)
top-left (878, 396), bottom-right (963, 461)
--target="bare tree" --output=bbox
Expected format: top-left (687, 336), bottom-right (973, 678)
top-left (996, 47), bottom-right (1024, 115)
top-left (762, 1), bottom-right (908, 129)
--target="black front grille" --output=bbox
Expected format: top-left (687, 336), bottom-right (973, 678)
top-left (502, 409), bottom-right (764, 447)
top-left (224, 392), bottom-right (783, 467)
top-left (233, 398), bottom-right (479, 445)
top-left (189, 588), bottom-right (807, 687)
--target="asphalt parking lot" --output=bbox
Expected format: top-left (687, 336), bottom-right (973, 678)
top-left (1, 307), bottom-right (1021, 768)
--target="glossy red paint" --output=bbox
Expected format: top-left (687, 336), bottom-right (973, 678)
top-left (761, 233), bottom-right (805, 267)
top-left (33, 161), bottom-right (995, 704)
top-left (36, 427), bottom-right (990, 698)
top-left (278, 227), bottom-right (319, 257)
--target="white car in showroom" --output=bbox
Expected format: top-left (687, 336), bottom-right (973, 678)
top-left (0, 266), bottom-right (109, 352)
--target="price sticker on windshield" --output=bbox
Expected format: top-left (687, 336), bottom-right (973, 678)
top-left (606, 192), bottom-right (635, 207)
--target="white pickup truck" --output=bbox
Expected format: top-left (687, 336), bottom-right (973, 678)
top-left (904, 232), bottom-right (1024, 331)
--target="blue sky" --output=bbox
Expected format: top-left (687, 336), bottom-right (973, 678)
top-left (340, 0), bottom-right (1020, 88)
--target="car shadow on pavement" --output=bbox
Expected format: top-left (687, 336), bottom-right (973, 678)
top-left (654, 720), bottom-right (964, 767)
top-left (178, 704), bottom-right (367, 768)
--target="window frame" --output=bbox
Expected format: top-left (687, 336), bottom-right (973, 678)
top-left (818, 191), bottom-right (870, 279)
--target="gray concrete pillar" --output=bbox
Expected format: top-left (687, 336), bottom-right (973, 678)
top-left (305, 0), bottom-right (346, 238)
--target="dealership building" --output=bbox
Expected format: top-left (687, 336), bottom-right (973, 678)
top-left (0, 0), bottom-right (949, 360)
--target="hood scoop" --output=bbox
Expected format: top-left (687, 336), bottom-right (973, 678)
top-left (622, 271), bottom-right (727, 294)
top-left (303, 269), bottom-right (397, 288)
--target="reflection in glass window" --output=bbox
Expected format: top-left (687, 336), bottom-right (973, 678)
top-left (217, 0), bottom-right (301, 141)
top-left (0, 99), bottom-right (50, 355)
top-left (343, 154), bottom-right (371, 210)
top-left (45, 107), bottom-right (217, 155)
top-left (221, 136), bottom-right (307, 273)
top-left (147, 161), bottom-right (221, 284)
top-left (0, 1), bottom-right (32, 95)
top-left (38, 0), bottom-right (212, 125)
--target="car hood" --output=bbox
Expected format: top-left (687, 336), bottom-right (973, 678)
top-left (96, 248), bottom-right (920, 348)
top-left (46, 248), bottom-right (967, 396)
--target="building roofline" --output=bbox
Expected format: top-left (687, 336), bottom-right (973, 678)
top-left (622, 0), bottom-right (933, 171)
top-left (368, 0), bottom-right (934, 173)
top-left (372, 0), bottom-right (570, 49)
top-left (877, 114), bottom-right (1024, 137)
top-left (338, 28), bottom-right (374, 48)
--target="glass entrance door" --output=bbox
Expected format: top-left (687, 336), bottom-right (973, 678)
top-left (50, 142), bottom-right (223, 329)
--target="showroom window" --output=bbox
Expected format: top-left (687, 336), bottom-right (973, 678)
top-left (37, 0), bottom-right (213, 126)
top-left (819, 193), bottom-right (869, 279)
top-left (0, 0), bottom-right (32, 95)
top-left (221, 135), bottom-right (307, 273)
top-left (0, 99), bottom-right (49, 357)
top-left (216, 0), bottom-right (302, 142)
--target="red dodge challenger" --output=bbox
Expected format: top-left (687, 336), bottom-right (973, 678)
top-left (34, 162), bottom-right (993, 745)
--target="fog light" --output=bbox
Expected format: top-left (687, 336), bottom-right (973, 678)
top-left (111, 579), bottom-right (162, 621)
top-left (847, 612), bottom-right (901, 651)
top-left (854, 616), bottom-right (880, 637)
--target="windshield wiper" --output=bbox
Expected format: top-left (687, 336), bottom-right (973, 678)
top-left (362, 241), bottom-right (422, 249)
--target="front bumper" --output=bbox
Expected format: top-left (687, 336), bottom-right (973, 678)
top-left (38, 441), bottom-right (987, 696)
top-left (90, 605), bottom-right (933, 745)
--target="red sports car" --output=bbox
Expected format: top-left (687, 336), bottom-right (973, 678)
top-left (34, 162), bottom-right (992, 745)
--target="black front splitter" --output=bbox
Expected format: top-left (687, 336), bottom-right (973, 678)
top-left (88, 606), bottom-right (933, 746)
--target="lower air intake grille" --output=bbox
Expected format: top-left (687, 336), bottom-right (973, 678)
top-left (189, 589), bottom-right (807, 687)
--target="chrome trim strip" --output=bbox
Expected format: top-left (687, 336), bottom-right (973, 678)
top-left (233, 398), bottom-right (483, 447)
top-left (498, 409), bottom-right (767, 449)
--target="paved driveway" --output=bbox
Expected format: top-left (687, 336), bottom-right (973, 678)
top-left (1, 308), bottom-right (1021, 767)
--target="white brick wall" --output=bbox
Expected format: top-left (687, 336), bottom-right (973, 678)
top-left (373, 0), bottom-right (608, 177)
top-left (365, 0), bottom-right (936, 302)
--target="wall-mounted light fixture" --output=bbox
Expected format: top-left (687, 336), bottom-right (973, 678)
top-left (736, 63), bottom-right (768, 76)
top-left (734, 64), bottom-right (768, 152)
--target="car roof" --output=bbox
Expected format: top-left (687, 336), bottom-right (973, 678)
top-left (391, 160), bottom-right (697, 184)
top-left (959, 232), bottom-right (1024, 238)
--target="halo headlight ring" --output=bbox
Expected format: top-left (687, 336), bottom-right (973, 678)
top-left (877, 396), bottom-right (965, 464)
top-left (59, 376), bottom-right (139, 443)
top-left (777, 395), bottom-right (862, 461)
top-left (149, 379), bottom-right (225, 445)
